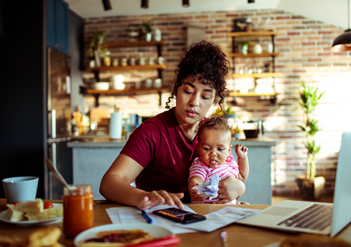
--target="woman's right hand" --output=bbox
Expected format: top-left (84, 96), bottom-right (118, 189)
top-left (136, 190), bottom-right (184, 210)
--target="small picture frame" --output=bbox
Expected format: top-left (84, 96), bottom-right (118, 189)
top-left (234, 18), bottom-right (248, 32)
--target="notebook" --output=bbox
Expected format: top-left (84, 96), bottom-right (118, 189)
top-left (237, 132), bottom-right (351, 236)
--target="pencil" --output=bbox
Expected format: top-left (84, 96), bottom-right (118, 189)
top-left (141, 210), bottom-right (153, 224)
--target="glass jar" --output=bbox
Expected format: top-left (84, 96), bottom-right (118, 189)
top-left (63, 184), bottom-right (94, 239)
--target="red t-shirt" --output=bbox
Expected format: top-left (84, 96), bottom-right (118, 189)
top-left (121, 108), bottom-right (198, 203)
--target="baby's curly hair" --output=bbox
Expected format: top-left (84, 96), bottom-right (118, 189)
top-left (165, 40), bottom-right (229, 109)
top-left (197, 115), bottom-right (231, 142)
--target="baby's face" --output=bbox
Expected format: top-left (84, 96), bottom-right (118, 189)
top-left (197, 128), bottom-right (232, 168)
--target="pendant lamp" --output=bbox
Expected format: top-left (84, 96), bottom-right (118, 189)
top-left (141, 0), bottom-right (148, 9)
top-left (183, 0), bottom-right (190, 7)
top-left (102, 0), bottom-right (112, 11)
top-left (331, 0), bottom-right (351, 52)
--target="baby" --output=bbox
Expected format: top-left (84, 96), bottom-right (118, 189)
top-left (188, 115), bottom-right (249, 204)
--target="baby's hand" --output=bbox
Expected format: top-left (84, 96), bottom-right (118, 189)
top-left (189, 185), bottom-right (206, 202)
top-left (235, 144), bottom-right (248, 158)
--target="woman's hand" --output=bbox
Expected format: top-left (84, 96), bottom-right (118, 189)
top-left (189, 187), bottom-right (206, 202)
top-left (136, 190), bottom-right (184, 210)
top-left (214, 176), bottom-right (246, 204)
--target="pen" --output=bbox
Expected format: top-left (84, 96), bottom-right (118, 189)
top-left (141, 210), bottom-right (153, 224)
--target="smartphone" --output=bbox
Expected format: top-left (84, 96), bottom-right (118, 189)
top-left (152, 208), bottom-right (206, 224)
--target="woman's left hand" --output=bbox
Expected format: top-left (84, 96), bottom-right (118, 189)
top-left (214, 176), bottom-right (246, 204)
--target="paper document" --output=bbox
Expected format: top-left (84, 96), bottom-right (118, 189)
top-left (174, 206), bottom-right (260, 232)
top-left (106, 205), bottom-right (197, 234)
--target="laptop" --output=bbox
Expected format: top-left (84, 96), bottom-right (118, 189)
top-left (237, 132), bottom-right (351, 237)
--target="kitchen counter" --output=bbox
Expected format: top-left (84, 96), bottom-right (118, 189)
top-left (68, 136), bottom-right (276, 204)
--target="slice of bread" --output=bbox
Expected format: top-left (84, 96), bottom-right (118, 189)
top-left (15, 198), bottom-right (43, 213)
top-left (27, 226), bottom-right (62, 247)
top-left (6, 205), bottom-right (25, 221)
top-left (26, 205), bottom-right (63, 221)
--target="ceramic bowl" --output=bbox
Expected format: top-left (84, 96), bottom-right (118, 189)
top-left (93, 82), bottom-right (109, 90)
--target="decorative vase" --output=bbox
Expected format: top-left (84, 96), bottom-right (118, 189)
top-left (145, 33), bottom-right (152, 42)
top-left (253, 44), bottom-right (262, 54)
top-left (296, 175), bottom-right (326, 200)
top-left (154, 28), bottom-right (162, 41)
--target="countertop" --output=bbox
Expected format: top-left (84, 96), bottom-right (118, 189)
top-left (67, 135), bottom-right (276, 148)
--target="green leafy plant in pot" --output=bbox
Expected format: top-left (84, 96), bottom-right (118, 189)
top-left (142, 20), bottom-right (153, 42)
top-left (296, 82), bottom-right (325, 200)
top-left (237, 39), bottom-right (251, 55)
top-left (87, 31), bottom-right (110, 60)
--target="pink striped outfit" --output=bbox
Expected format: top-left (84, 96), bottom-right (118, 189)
top-left (189, 153), bottom-right (239, 204)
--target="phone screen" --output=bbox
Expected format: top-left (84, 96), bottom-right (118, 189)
top-left (153, 208), bottom-right (206, 224)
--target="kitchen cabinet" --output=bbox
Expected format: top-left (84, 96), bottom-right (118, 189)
top-left (84, 40), bottom-right (167, 106)
top-left (228, 31), bottom-right (280, 103)
top-left (47, 0), bottom-right (69, 54)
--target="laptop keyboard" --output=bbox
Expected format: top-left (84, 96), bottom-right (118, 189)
top-left (277, 204), bottom-right (333, 231)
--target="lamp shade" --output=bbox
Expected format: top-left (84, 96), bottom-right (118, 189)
top-left (330, 29), bottom-right (351, 52)
top-left (102, 0), bottom-right (112, 11)
top-left (183, 0), bottom-right (190, 7)
top-left (141, 0), bottom-right (148, 8)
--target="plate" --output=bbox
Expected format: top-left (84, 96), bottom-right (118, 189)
top-left (0, 203), bottom-right (63, 226)
top-left (74, 223), bottom-right (173, 246)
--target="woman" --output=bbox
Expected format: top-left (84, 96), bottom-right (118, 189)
top-left (100, 40), bottom-right (246, 210)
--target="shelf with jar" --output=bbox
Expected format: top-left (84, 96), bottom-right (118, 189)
top-left (84, 37), bottom-right (167, 106)
top-left (228, 30), bottom-right (279, 104)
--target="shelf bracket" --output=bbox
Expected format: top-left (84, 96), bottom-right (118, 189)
top-left (93, 94), bottom-right (99, 107)
top-left (92, 70), bottom-right (100, 82)
top-left (158, 91), bottom-right (162, 106)
top-left (156, 44), bottom-right (162, 57)
top-left (157, 69), bottom-right (162, 79)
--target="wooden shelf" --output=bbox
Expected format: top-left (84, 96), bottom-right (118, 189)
top-left (228, 92), bottom-right (276, 97)
top-left (83, 87), bottom-right (169, 95)
top-left (105, 41), bottom-right (165, 48)
top-left (228, 52), bottom-right (279, 58)
top-left (228, 31), bottom-right (279, 38)
top-left (84, 40), bottom-right (166, 107)
top-left (230, 73), bottom-right (282, 78)
top-left (86, 64), bottom-right (166, 71)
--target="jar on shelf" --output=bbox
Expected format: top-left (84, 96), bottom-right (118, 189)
top-left (63, 184), bottom-right (94, 239)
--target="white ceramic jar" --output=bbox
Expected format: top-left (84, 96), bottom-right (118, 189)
top-left (253, 44), bottom-right (262, 54)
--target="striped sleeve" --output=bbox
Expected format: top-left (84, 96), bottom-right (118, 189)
top-left (189, 158), bottom-right (207, 181)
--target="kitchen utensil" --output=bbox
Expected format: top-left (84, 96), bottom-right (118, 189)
top-left (243, 120), bottom-right (264, 138)
top-left (45, 159), bottom-right (74, 194)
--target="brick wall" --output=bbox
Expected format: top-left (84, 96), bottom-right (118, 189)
top-left (82, 9), bottom-right (351, 196)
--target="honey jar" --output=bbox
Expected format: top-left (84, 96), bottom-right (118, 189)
top-left (63, 184), bottom-right (94, 238)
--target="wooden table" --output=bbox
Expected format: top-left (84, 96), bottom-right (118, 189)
top-left (1, 199), bottom-right (351, 247)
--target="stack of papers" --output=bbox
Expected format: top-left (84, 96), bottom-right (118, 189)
top-left (106, 205), bottom-right (259, 234)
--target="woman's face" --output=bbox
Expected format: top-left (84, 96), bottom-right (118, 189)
top-left (175, 75), bottom-right (216, 127)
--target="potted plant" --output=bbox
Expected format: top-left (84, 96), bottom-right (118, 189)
top-left (237, 39), bottom-right (251, 55)
top-left (87, 31), bottom-right (110, 67)
top-left (142, 20), bottom-right (153, 41)
top-left (296, 82), bottom-right (325, 200)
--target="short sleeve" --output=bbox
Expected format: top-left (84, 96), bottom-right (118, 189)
top-left (121, 121), bottom-right (160, 168)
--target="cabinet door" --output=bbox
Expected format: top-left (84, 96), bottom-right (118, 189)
top-left (46, 0), bottom-right (56, 49)
top-left (56, 0), bottom-right (69, 54)
top-left (46, 0), bottom-right (69, 55)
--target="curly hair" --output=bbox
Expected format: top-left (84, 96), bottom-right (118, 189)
top-left (165, 40), bottom-right (229, 109)
top-left (197, 115), bottom-right (231, 142)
